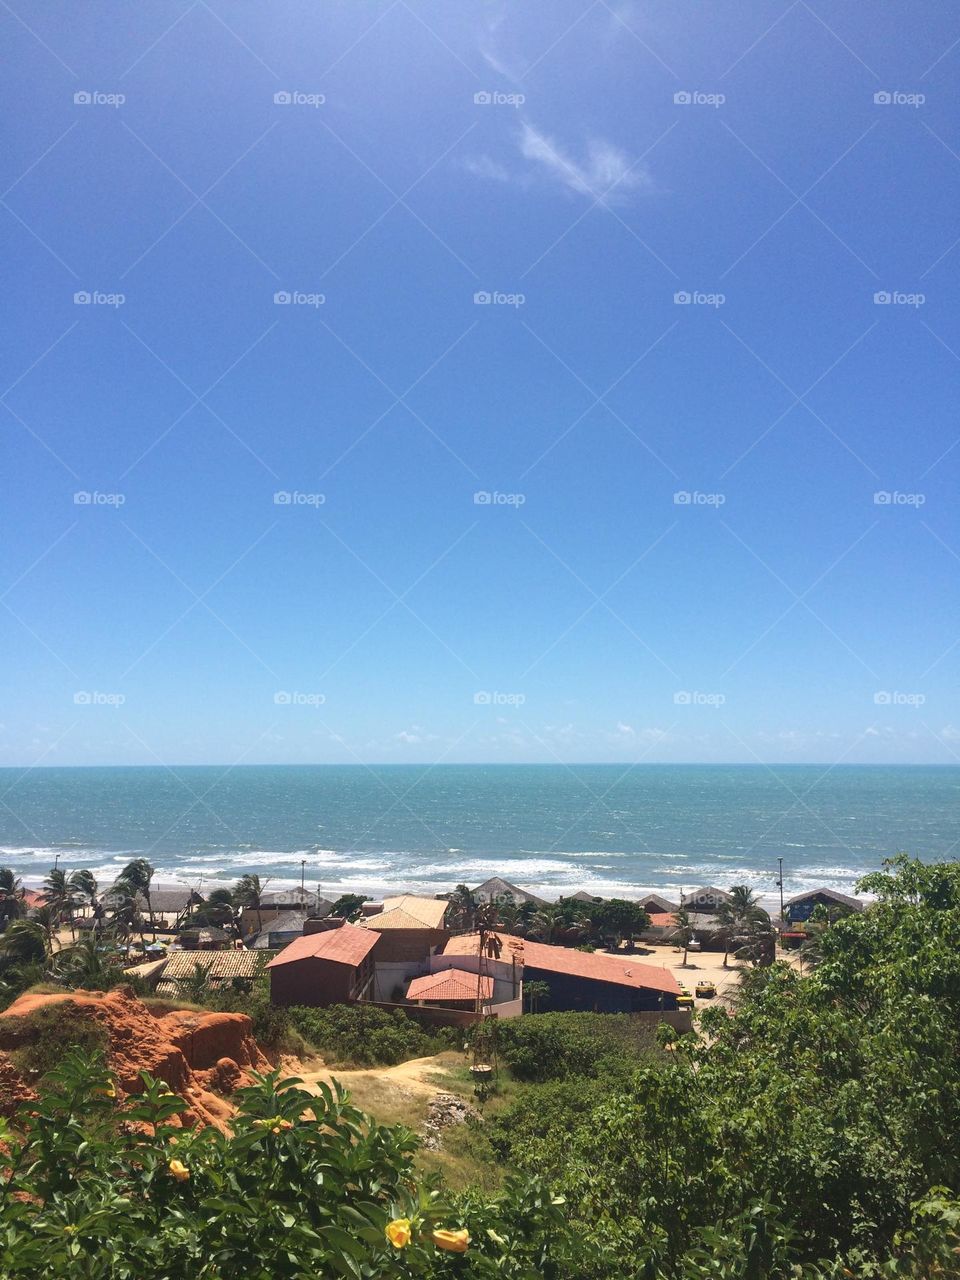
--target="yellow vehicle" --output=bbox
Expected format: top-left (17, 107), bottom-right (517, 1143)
top-left (676, 986), bottom-right (695, 1009)
top-left (695, 980), bottom-right (717, 999)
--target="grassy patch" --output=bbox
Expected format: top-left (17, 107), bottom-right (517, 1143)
top-left (3, 1004), bottom-right (108, 1083)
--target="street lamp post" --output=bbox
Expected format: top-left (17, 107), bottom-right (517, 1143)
top-left (777, 857), bottom-right (784, 922)
top-left (300, 860), bottom-right (306, 895)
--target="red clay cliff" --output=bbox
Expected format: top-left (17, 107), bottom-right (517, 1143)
top-left (0, 986), bottom-right (271, 1128)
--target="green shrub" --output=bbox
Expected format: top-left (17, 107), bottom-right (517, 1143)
top-left (2, 1003), bottom-right (108, 1082)
top-left (204, 982), bottom-right (302, 1054)
top-left (288, 1003), bottom-right (451, 1066)
top-left (492, 1011), bottom-right (658, 1083)
top-left (0, 1048), bottom-right (578, 1278)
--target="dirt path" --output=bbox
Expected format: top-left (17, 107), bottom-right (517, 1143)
top-left (299, 1053), bottom-right (454, 1096)
top-left (295, 1052), bottom-right (464, 1127)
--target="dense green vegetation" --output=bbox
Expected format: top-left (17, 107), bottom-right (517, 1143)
top-left (198, 984), bottom-right (455, 1065)
top-left (0, 1049), bottom-right (572, 1278)
top-left (2, 855), bottom-right (960, 1276)
top-left (286, 1002), bottom-right (457, 1066)
top-left (469, 856), bottom-right (960, 1275)
top-left (492, 1010), bottom-right (662, 1082)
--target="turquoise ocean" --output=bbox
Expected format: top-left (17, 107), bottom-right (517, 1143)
top-left (0, 764), bottom-right (956, 903)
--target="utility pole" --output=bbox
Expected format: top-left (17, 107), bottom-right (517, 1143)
top-left (300, 860), bottom-right (306, 894)
top-left (777, 857), bottom-right (784, 922)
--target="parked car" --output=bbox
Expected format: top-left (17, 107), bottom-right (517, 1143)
top-left (676, 986), bottom-right (695, 1009)
top-left (695, 980), bottom-right (716, 999)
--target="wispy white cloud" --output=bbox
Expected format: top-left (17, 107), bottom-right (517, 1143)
top-left (460, 154), bottom-right (512, 183)
top-left (518, 122), bottom-right (649, 201)
top-left (462, 121), bottom-right (650, 204)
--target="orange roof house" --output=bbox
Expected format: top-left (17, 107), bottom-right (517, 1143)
top-left (443, 932), bottom-right (679, 1012)
top-left (362, 896), bottom-right (450, 965)
top-left (406, 968), bottom-right (493, 1006)
top-left (266, 923), bottom-right (378, 1007)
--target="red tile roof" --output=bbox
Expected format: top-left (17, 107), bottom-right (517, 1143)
top-left (265, 923), bottom-right (378, 969)
top-left (647, 912), bottom-right (676, 928)
top-left (406, 968), bottom-right (493, 1003)
top-left (443, 933), bottom-right (680, 995)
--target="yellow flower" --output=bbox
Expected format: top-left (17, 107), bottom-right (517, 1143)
top-left (385, 1218), bottom-right (412, 1248)
top-left (168, 1159), bottom-right (190, 1182)
top-left (278, 1118), bottom-right (293, 1130)
top-left (63, 1225), bottom-right (79, 1236)
top-left (97, 1083), bottom-right (116, 1099)
top-left (432, 1228), bottom-right (470, 1253)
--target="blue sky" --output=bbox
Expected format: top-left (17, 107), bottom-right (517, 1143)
top-left (2, 0), bottom-right (959, 766)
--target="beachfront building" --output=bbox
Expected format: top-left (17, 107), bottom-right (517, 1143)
top-left (247, 911), bottom-right (315, 950)
top-left (260, 888), bottom-right (332, 913)
top-left (362, 895), bottom-right (451, 1001)
top-left (266, 923), bottom-right (378, 1007)
top-left (177, 925), bottom-right (232, 951)
top-left (638, 892), bottom-right (679, 915)
top-left (681, 886), bottom-right (732, 914)
top-left (443, 933), bottom-right (681, 1014)
top-left (151, 949), bottom-right (269, 996)
top-left (472, 877), bottom-right (549, 908)
top-left (783, 887), bottom-right (864, 924)
top-left (406, 968), bottom-right (494, 1012)
top-left (642, 910), bottom-right (726, 948)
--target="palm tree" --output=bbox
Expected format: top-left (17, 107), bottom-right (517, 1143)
top-left (108, 881), bottom-right (147, 953)
top-left (69, 870), bottom-right (98, 919)
top-left (447, 884), bottom-right (478, 931)
top-left (193, 888), bottom-right (240, 940)
top-left (716, 903), bottom-right (735, 968)
top-left (113, 859), bottom-right (156, 935)
top-left (0, 918), bottom-right (50, 965)
top-left (0, 868), bottom-right (25, 928)
top-left (530, 903), bottom-right (567, 945)
top-left (233, 874), bottom-right (268, 935)
top-left (672, 908), bottom-right (694, 967)
top-left (54, 934), bottom-right (119, 991)
top-left (524, 979), bottom-right (551, 1013)
top-left (728, 885), bottom-right (762, 918)
top-left (42, 868), bottom-right (79, 939)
